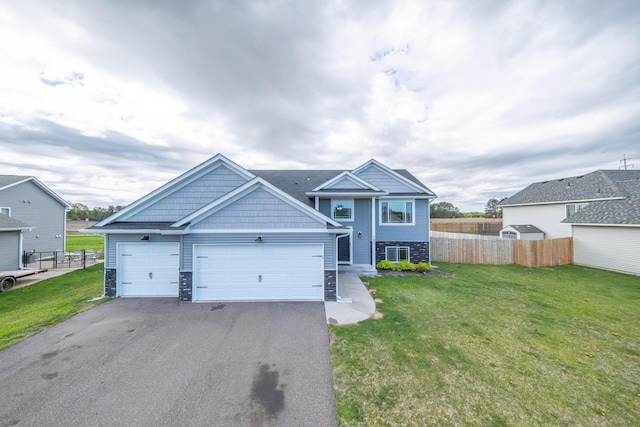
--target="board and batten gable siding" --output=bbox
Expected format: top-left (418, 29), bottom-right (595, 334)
top-left (127, 165), bottom-right (250, 222)
top-left (190, 188), bottom-right (326, 230)
top-left (376, 199), bottom-right (429, 241)
top-left (502, 204), bottom-right (572, 239)
top-left (105, 234), bottom-right (181, 269)
top-left (326, 176), bottom-right (368, 190)
top-left (353, 165), bottom-right (418, 193)
top-left (181, 233), bottom-right (336, 271)
top-left (0, 180), bottom-right (65, 253)
top-left (573, 226), bottom-right (640, 276)
top-left (0, 231), bottom-right (20, 270)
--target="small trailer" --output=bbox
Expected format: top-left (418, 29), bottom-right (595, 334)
top-left (0, 269), bottom-right (48, 292)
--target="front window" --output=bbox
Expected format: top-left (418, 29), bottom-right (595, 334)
top-left (565, 203), bottom-right (588, 219)
top-left (0, 207), bottom-right (10, 217)
top-left (381, 200), bottom-right (414, 224)
top-left (386, 246), bottom-right (410, 263)
top-left (332, 199), bottom-right (353, 221)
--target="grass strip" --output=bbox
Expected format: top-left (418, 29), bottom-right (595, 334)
top-left (0, 264), bottom-right (106, 351)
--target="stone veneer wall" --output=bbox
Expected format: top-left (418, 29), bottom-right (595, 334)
top-left (105, 268), bottom-right (117, 297)
top-left (324, 270), bottom-right (336, 302)
top-left (179, 272), bottom-right (193, 302)
top-left (375, 241), bottom-right (430, 264)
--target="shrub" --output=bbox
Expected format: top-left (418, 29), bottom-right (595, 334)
top-left (415, 262), bottom-right (432, 273)
top-left (394, 261), bottom-right (416, 271)
top-left (376, 260), bottom-right (395, 270)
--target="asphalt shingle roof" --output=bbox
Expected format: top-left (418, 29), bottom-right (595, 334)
top-left (251, 169), bottom-right (431, 206)
top-left (0, 175), bottom-right (30, 189)
top-left (500, 170), bottom-right (640, 225)
top-left (0, 214), bottom-right (32, 230)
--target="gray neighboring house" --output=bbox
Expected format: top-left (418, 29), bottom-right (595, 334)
top-left (86, 154), bottom-right (436, 302)
top-left (500, 170), bottom-right (640, 275)
top-left (0, 215), bottom-right (32, 270)
top-left (0, 176), bottom-right (70, 254)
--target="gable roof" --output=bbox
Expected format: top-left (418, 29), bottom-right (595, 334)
top-left (172, 177), bottom-right (344, 229)
top-left (0, 214), bottom-right (32, 231)
top-left (311, 171), bottom-right (383, 192)
top-left (502, 224), bottom-right (545, 234)
top-left (252, 164), bottom-right (435, 205)
top-left (0, 175), bottom-right (70, 208)
top-left (351, 159), bottom-right (436, 195)
top-left (96, 154), bottom-right (254, 226)
top-left (500, 170), bottom-right (640, 206)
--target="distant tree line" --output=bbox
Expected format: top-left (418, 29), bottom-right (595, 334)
top-left (67, 203), bottom-right (127, 221)
top-left (430, 198), bottom-right (508, 219)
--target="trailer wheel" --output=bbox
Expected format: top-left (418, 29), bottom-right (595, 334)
top-left (1, 276), bottom-right (16, 292)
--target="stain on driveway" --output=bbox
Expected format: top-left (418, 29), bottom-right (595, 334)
top-left (0, 299), bottom-right (337, 427)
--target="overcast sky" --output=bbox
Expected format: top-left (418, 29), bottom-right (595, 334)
top-left (1, 0), bottom-right (638, 212)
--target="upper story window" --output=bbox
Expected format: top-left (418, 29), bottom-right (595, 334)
top-left (331, 199), bottom-right (354, 221)
top-left (380, 200), bottom-right (414, 225)
top-left (0, 207), bottom-right (10, 217)
top-left (565, 203), bottom-right (588, 219)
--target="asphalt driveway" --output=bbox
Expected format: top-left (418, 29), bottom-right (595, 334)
top-left (0, 299), bottom-right (337, 427)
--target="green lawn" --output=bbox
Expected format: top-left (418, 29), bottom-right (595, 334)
top-left (331, 263), bottom-right (640, 426)
top-left (66, 235), bottom-right (104, 252)
top-left (0, 264), bottom-right (106, 351)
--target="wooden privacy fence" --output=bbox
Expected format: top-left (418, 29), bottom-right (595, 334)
top-left (430, 219), bottom-right (503, 234)
top-left (431, 236), bottom-right (573, 267)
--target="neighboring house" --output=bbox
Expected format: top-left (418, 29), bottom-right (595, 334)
top-left (86, 154), bottom-right (436, 302)
top-left (0, 215), bottom-right (32, 270)
top-left (0, 176), bottom-right (70, 254)
top-left (500, 170), bottom-right (640, 275)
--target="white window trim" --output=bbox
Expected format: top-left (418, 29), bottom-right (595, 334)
top-left (0, 207), bottom-right (10, 217)
top-left (565, 202), bottom-right (588, 219)
top-left (379, 200), bottom-right (415, 226)
top-left (385, 246), bottom-right (410, 263)
top-left (331, 198), bottom-right (355, 222)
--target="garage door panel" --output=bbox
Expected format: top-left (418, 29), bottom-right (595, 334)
top-left (119, 243), bottom-right (180, 297)
top-left (193, 244), bottom-right (324, 302)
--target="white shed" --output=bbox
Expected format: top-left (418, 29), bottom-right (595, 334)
top-left (500, 224), bottom-right (545, 240)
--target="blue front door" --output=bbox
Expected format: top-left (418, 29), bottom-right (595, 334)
top-left (338, 235), bottom-right (351, 263)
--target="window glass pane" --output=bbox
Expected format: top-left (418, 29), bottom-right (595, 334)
top-left (332, 200), bottom-right (352, 219)
top-left (382, 202), bottom-right (389, 223)
top-left (406, 202), bottom-right (413, 223)
top-left (389, 201), bottom-right (405, 223)
top-left (399, 248), bottom-right (409, 262)
top-left (0, 208), bottom-right (9, 216)
top-left (386, 247), bottom-right (398, 262)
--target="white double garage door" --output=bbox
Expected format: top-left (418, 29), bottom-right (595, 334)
top-left (118, 243), bottom-right (325, 301)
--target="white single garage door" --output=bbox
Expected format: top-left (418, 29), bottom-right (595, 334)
top-left (118, 243), bottom-right (180, 296)
top-left (193, 244), bottom-right (324, 302)
top-left (573, 226), bottom-right (640, 275)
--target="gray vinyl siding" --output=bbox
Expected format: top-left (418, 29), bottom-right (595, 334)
top-left (181, 233), bottom-right (336, 271)
top-left (354, 165), bottom-right (419, 193)
top-left (105, 234), bottom-right (181, 269)
top-left (326, 177), bottom-right (367, 190)
top-left (127, 165), bottom-right (249, 222)
top-left (0, 231), bottom-right (20, 270)
top-left (0, 181), bottom-right (66, 253)
top-left (191, 188), bottom-right (325, 230)
top-left (352, 199), bottom-right (372, 264)
top-left (376, 199), bottom-right (429, 241)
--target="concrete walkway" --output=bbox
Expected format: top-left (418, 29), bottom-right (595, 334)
top-left (325, 269), bottom-right (376, 325)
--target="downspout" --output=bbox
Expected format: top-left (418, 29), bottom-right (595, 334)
top-left (371, 197), bottom-right (376, 267)
top-left (18, 230), bottom-right (24, 269)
